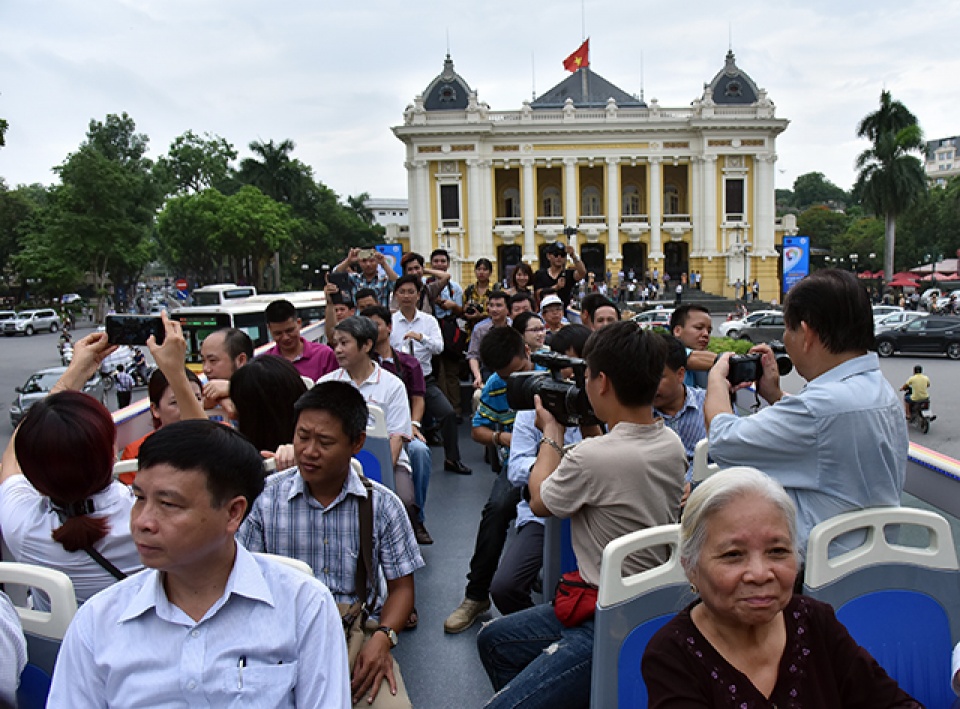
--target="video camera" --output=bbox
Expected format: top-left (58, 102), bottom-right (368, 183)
top-left (506, 351), bottom-right (599, 427)
top-left (726, 340), bottom-right (793, 386)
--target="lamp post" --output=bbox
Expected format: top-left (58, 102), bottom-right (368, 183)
top-left (735, 226), bottom-right (751, 301)
top-left (849, 253), bottom-right (859, 273)
top-left (301, 263), bottom-right (310, 289)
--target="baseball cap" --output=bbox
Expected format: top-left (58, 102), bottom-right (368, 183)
top-left (545, 242), bottom-right (566, 256)
top-left (540, 294), bottom-right (563, 311)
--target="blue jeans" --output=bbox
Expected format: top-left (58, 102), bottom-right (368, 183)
top-left (477, 604), bottom-right (593, 709)
top-left (407, 438), bottom-right (431, 522)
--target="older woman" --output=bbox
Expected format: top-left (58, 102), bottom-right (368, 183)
top-left (642, 467), bottom-right (919, 708)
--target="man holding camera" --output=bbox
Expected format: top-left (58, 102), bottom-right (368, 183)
top-left (477, 322), bottom-right (686, 708)
top-left (333, 247), bottom-right (398, 307)
top-left (705, 269), bottom-right (907, 551)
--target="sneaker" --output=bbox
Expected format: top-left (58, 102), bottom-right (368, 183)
top-left (444, 597), bottom-right (491, 633)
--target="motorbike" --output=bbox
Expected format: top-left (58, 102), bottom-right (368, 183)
top-left (58, 334), bottom-right (73, 366)
top-left (907, 398), bottom-right (935, 434)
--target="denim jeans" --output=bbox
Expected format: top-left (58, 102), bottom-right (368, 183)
top-left (477, 604), bottom-right (593, 709)
top-left (407, 438), bottom-right (431, 522)
top-left (464, 470), bottom-right (520, 601)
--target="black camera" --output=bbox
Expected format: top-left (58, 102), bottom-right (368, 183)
top-left (768, 340), bottom-right (794, 377)
top-left (464, 304), bottom-right (481, 317)
top-left (506, 352), bottom-right (599, 427)
top-left (726, 342), bottom-right (793, 386)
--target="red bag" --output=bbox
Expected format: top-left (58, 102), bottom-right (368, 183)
top-left (552, 570), bottom-right (598, 627)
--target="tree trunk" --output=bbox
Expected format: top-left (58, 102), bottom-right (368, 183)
top-left (884, 212), bottom-right (896, 291)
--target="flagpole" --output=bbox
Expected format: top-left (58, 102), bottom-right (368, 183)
top-left (581, 0), bottom-right (585, 41)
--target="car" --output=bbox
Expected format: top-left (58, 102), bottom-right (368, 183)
top-left (61, 293), bottom-right (83, 305)
top-left (737, 312), bottom-right (785, 344)
top-left (9, 366), bottom-right (106, 427)
top-left (631, 308), bottom-right (673, 330)
top-left (718, 309), bottom-right (781, 339)
top-left (0, 310), bottom-right (16, 323)
top-left (875, 316), bottom-right (960, 360)
top-left (872, 305), bottom-right (903, 321)
top-left (2, 308), bottom-right (61, 336)
top-left (874, 310), bottom-right (925, 334)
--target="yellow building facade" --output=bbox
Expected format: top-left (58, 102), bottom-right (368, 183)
top-left (393, 51), bottom-right (789, 299)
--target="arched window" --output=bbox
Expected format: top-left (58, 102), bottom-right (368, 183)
top-left (541, 187), bottom-right (562, 217)
top-left (622, 185), bottom-right (642, 215)
top-left (664, 184), bottom-right (681, 215)
top-left (581, 186), bottom-right (602, 217)
top-left (502, 188), bottom-right (520, 219)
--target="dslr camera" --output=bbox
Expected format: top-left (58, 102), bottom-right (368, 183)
top-left (506, 351), bottom-right (599, 427)
top-left (726, 340), bottom-right (793, 386)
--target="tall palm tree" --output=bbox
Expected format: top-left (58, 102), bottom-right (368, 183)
top-left (855, 91), bottom-right (927, 284)
top-left (238, 139), bottom-right (303, 204)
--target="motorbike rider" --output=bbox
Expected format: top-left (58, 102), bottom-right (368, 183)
top-left (901, 364), bottom-right (931, 420)
top-left (131, 347), bottom-right (150, 385)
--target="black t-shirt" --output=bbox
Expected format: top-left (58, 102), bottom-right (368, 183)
top-left (534, 267), bottom-right (576, 305)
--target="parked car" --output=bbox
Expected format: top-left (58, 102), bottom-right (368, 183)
top-left (875, 316), bottom-right (960, 360)
top-left (737, 313), bottom-right (785, 344)
top-left (0, 310), bottom-right (16, 323)
top-left (874, 310), bottom-right (925, 334)
top-left (631, 308), bottom-right (673, 330)
top-left (872, 305), bottom-right (903, 321)
top-left (9, 366), bottom-right (106, 427)
top-left (719, 309), bottom-right (781, 339)
top-left (2, 308), bottom-right (61, 336)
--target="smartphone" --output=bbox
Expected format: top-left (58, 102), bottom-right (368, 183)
top-left (327, 271), bottom-right (353, 294)
top-left (105, 315), bottom-right (165, 346)
top-left (357, 248), bottom-right (376, 260)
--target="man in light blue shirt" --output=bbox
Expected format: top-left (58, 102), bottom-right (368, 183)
top-left (705, 269), bottom-right (908, 552)
top-left (49, 420), bottom-right (349, 708)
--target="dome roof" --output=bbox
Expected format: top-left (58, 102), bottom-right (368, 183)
top-left (531, 67), bottom-right (644, 109)
top-left (421, 54), bottom-right (473, 111)
top-left (704, 50), bottom-right (760, 105)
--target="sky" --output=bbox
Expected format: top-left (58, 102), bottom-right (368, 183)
top-left (1, 0), bottom-right (958, 202)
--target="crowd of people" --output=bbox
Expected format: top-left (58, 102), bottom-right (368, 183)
top-left (0, 242), bottom-right (935, 706)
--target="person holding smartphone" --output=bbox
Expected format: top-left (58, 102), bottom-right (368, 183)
top-left (333, 246), bottom-right (398, 307)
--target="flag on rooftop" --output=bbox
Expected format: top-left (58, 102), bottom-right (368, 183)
top-left (563, 39), bottom-right (589, 73)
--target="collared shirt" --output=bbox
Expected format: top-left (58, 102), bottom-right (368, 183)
top-left (237, 467), bottom-right (424, 616)
top-left (48, 544), bottom-right (349, 708)
top-left (466, 317), bottom-right (511, 362)
top-left (654, 385), bottom-right (707, 482)
top-left (390, 309), bottom-right (443, 376)
top-left (114, 370), bottom-right (135, 393)
top-left (348, 270), bottom-right (393, 308)
top-left (432, 280), bottom-right (464, 320)
top-left (262, 337), bottom-right (337, 381)
top-left (318, 363), bottom-right (412, 471)
top-left (379, 350), bottom-right (426, 403)
top-left (0, 476), bottom-right (142, 611)
top-left (472, 372), bottom-right (516, 464)
top-left (709, 352), bottom-right (908, 550)
top-left (507, 410), bottom-right (582, 529)
top-left (0, 591), bottom-right (25, 708)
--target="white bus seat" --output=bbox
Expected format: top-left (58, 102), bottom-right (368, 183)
top-left (691, 438), bottom-right (719, 483)
top-left (355, 404), bottom-right (395, 490)
top-left (0, 562), bottom-right (77, 709)
top-left (117, 457), bottom-right (279, 482)
top-left (254, 553), bottom-right (314, 577)
top-left (590, 524), bottom-right (690, 709)
top-left (541, 517), bottom-right (578, 604)
top-left (803, 507), bottom-right (960, 709)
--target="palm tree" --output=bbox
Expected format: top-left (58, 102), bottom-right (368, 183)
top-left (855, 91), bottom-right (927, 285)
top-left (238, 139), bottom-right (303, 204)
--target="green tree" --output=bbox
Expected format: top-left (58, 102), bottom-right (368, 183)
top-left (156, 188), bottom-right (230, 283)
top-left (855, 90), bottom-right (927, 280)
top-left (797, 205), bottom-right (850, 253)
top-left (0, 118), bottom-right (7, 147)
top-left (347, 193), bottom-right (375, 224)
top-left (155, 130), bottom-right (237, 196)
top-left (217, 186), bottom-right (295, 289)
top-left (237, 139), bottom-right (305, 204)
top-left (792, 172), bottom-right (850, 210)
top-left (0, 181), bottom-right (47, 289)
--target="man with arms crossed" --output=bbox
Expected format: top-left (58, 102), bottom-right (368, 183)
top-left (706, 268), bottom-right (908, 552)
top-left (239, 382), bottom-right (423, 708)
top-left (49, 420), bottom-right (349, 708)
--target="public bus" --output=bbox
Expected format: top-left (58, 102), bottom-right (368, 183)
top-left (189, 283), bottom-right (257, 306)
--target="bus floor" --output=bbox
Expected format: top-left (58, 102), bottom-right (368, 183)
top-left (394, 420), bottom-right (508, 709)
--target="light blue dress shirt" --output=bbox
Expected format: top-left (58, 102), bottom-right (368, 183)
top-left (48, 544), bottom-right (350, 708)
top-left (709, 352), bottom-right (908, 550)
top-left (506, 410), bottom-right (583, 529)
top-left (432, 280), bottom-right (464, 320)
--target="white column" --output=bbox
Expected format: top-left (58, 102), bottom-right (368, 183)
top-left (563, 157), bottom-right (578, 248)
top-left (690, 157), bottom-right (702, 255)
top-left (521, 158), bottom-right (537, 260)
top-left (605, 157), bottom-right (621, 261)
top-left (407, 160), bottom-right (432, 255)
top-left (480, 159), bottom-right (495, 256)
top-left (702, 155), bottom-right (718, 255)
top-left (754, 153), bottom-right (777, 255)
top-left (649, 157), bottom-right (663, 260)
top-left (466, 159), bottom-right (491, 258)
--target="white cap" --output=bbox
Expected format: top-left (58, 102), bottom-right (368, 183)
top-left (540, 294), bottom-right (563, 311)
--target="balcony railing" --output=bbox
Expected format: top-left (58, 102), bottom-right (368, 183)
top-left (494, 217), bottom-right (522, 227)
top-left (579, 215), bottom-right (606, 225)
top-left (621, 214), bottom-right (649, 224)
top-left (663, 214), bottom-right (691, 224)
top-left (536, 216), bottom-right (565, 226)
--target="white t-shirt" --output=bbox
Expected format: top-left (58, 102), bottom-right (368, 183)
top-left (0, 476), bottom-right (143, 610)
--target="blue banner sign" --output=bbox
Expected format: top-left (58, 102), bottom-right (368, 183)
top-left (377, 244), bottom-right (403, 277)
top-left (782, 236), bottom-right (810, 295)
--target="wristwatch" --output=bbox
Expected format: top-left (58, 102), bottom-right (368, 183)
top-left (376, 625), bottom-right (399, 647)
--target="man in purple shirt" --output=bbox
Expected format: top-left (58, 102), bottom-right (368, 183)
top-left (262, 299), bottom-right (337, 381)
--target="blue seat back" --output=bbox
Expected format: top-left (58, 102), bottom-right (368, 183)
top-left (804, 507), bottom-right (960, 709)
top-left (590, 524), bottom-right (690, 709)
top-left (355, 404), bottom-right (394, 490)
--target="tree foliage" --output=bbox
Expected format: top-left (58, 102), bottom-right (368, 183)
top-left (155, 130), bottom-right (237, 196)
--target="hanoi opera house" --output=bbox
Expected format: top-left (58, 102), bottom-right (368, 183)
top-left (391, 51), bottom-right (792, 299)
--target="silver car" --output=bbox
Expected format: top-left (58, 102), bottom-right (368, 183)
top-left (737, 313), bottom-right (786, 344)
top-left (874, 311), bottom-right (925, 334)
top-left (9, 366), bottom-right (105, 427)
top-left (3, 308), bottom-right (62, 336)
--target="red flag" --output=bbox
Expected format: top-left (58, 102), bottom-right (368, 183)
top-left (563, 39), bottom-right (589, 72)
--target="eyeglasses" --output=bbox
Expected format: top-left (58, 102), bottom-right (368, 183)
top-left (525, 326), bottom-right (546, 333)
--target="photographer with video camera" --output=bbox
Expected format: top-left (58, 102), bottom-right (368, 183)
top-left (477, 321), bottom-right (687, 708)
top-left (704, 269), bottom-right (907, 555)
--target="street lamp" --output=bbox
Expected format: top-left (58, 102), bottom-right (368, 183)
top-left (734, 226), bottom-right (751, 300)
top-left (849, 253), bottom-right (859, 273)
top-left (301, 263), bottom-right (310, 289)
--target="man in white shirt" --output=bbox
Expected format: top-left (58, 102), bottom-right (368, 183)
top-left (48, 420), bottom-right (348, 708)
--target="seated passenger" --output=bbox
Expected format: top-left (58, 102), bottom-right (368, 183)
top-left (467, 290), bottom-right (510, 389)
top-left (511, 311), bottom-right (548, 354)
top-left (230, 355), bottom-right (307, 454)
top-left (653, 334), bottom-right (707, 487)
top-left (579, 293), bottom-right (620, 331)
top-left (49, 420), bottom-right (349, 707)
top-left (238, 382), bottom-right (423, 708)
top-left (199, 327), bottom-right (253, 412)
top-left (642, 467), bottom-right (919, 707)
top-left (120, 366), bottom-right (203, 463)
top-left (263, 298), bottom-right (338, 380)
top-left (477, 322), bottom-right (686, 708)
top-left (0, 590), bottom-right (26, 708)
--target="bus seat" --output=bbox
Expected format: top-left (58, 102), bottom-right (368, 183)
top-left (590, 524), bottom-right (690, 709)
top-left (355, 404), bottom-right (395, 490)
top-left (113, 458), bottom-right (138, 485)
top-left (803, 507), bottom-right (960, 709)
top-left (254, 553), bottom-right (315, 577)
top-left (542, 517), bottom-right (579, 604)
top-left (691, 438), bottom-right (719, 483)
top-left (0, 562), bottom-right (77, 709)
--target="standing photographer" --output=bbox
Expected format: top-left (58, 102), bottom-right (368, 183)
top-left (704, 269), bottom-right (907, 553)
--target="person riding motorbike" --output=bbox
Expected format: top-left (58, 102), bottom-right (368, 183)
top-left (901, 364), bottom-right (931, 421)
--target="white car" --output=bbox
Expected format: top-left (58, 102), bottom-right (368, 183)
top-left (718, 309), bottom-right (781, 339)
top-left (631, 309), bottom-right (673, 330)
top-left (872, 305), bottom-right (903, 321)
top-left (2, 308), bottom-right (62, 336)
top-left (874, 310), bottom-right (924, 333)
